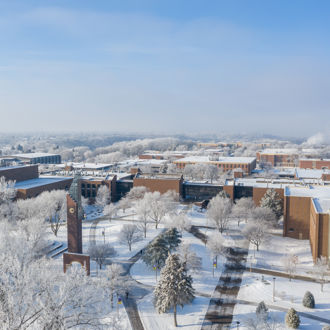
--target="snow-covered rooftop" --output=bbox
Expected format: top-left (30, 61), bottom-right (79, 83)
top-left (295, 168), bottom-right (330, 179)
top-left (57, 162), bottom-right (112, 170)
top-left (12, 152), bottom-right (59, 158)
top-left (285, 185), bottom-right (330, 200)
top-left (14, 176), bottom-right (71, 189)
top-left (174, 156), bottom-right (256, 164)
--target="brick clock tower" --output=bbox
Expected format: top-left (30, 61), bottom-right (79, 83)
top-left (63, 173), bottom-right (90, 275)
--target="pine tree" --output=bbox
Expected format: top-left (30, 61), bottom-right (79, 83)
top-left (154, 254), bottom-right (195, 327)
top-left (302, 291), bottom-right (315, 309)
top-left (163, 228), bottom-right (182, 251)
top-left (260, 188), bottom-right (283, 219)
top-left (142, 235), bottom-right (169, 270)
top-left (256, 301), bottom-right (268, 321)
top-left (285, 308), bottom-right (300, 329)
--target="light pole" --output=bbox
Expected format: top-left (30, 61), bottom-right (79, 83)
top-left (236, 321), bottom-right (240, 330)
top-left (273, 277), bottom-right (276, 302)
top-left (101, 227), bottom-right (105, 244)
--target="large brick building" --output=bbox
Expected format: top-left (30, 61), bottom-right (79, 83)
top-left (6, 153), bottom-right (61, 164)
top-left (283, 186), bottom-right (330, 260)
top-left (173, 156), bottom-right (256, 175)
top-left (299, 159), bottom-right (330, 170)
top-left (256, 149), bottom-right (299, 167)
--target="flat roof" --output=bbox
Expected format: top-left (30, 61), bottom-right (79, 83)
top-left (313, 198), bottom-right (330, 213)
top-left (11, 153), bottom-right (59, 158)
top-left (57, 162), bottom-right (112, 169)
top-left (174, 156), bottom-right (256, 164)
top-left (15, 176), bottom-right (71, 190)
top-left (0, 165), bottom-right (33, 172)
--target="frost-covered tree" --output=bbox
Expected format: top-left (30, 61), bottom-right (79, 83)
top-left (207, 231), bottom-right (224, 275)
top-left (135, 197), bottom-right (150, 238)
top-left (232, 197), bottom-right (255, 226)
top-left (313, 256), bottom-right (329, 292)
top-left (204, 164), bottom-right (220, 183)
top-left (260, 189), bottom-right (283, 219)
top-left (145, 191), bottom-right (173, 229)
top-left (104, 203), bottom-right (118, 222)
top-left (163, 227), bottom-right (182, 251)
top-left (207, 194), bottom-right (232, 233)
top-left (285, 308), bottom-right (300, 329)
top-left (95, 185), bottom-right (111, 209)
top-left (243, 222), bottom-right (267, 253)
top-left (88, 243), bottom-right (117, 270)
top-left (167, 213), bottom-right (191, 233)
top-left (126, 186), bottom-right (149, 200)
top-left (119, 224), bottom-right (142, 251)
top-left (178, 244), bottom-right (202, 273)
top-left (142, 235), bottom-right (169, 271)
top-left (256, 301), bottom-right (268, 321)
top-left (0, 176), bottom-right (17, 221)
top-left (154, 254), bottom-right (195, 327)
top-left (281, 253), bottom-right (299, 281)
top-left (118, 196), bottom-right (131, 213)
top-left (103, 264), bottom-right (125, 310)
top-left (302, 291), bottom-right (315, 308)
top-left (251, 207), bottom-right (277, 228)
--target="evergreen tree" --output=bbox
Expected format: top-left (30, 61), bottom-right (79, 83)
top-left (256, 301), bottom-right (268, 321)
top-left (154, 254), bottom-right (195, 327)
top-left (302, 291), bottom-right (315, 309)
top-left (260, 188), bottom-right (283, 219)
top-left (163, 228), bottom-right (182, 251)
top-left (142, 235), bottom-right (169, 270)
top-left (285, 308), bottom-right (300, 329)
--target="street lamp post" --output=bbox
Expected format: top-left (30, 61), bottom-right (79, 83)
top-left (236, 321), bottom-right (240, 330)
top-left (273, 277), bottom-right (276, 302)
top-left (101, 227), bottom-right (105, 244)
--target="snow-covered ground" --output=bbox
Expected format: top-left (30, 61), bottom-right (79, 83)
top-left (132, 230), bottom-right (227, 329)
top-left (233, 271), bottom-right (330, 329)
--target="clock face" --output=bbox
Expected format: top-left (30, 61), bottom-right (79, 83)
top-left (69, 207), bottom-right (75, 214)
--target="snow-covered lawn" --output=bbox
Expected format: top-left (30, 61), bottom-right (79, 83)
top-left (233, 271), bottom-right (330, 329)
top-left (131, 229), bottom-right (229, 329)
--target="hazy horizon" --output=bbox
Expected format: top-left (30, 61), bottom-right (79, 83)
top-left (0, 1), bottom-right (329, 138)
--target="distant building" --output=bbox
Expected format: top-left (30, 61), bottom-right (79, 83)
top-left (299, 158), bottom-right (330, 170)
top-left (173, 156), bottom-right (256, 175)
top-left (256, 149), bottom-right (299, 167)
top-left (5, 153), bottom-right (61, 165)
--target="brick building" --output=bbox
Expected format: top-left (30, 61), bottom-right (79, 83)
top-left (283, 186), bottom-right (330, 260)
top-left (0, 164), bottom-right (39, 182)
top-left (7, 153), bottom-right (61, 164)
top-left (299, 159), bottom-right (330, 170)
top-left (256, 149), bottom-right (299, 167)
top-left (173, 156), bottom-right (256, 175)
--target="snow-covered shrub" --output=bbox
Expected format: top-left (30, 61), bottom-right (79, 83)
top-left (302, 291), bottom-right (315, 308)
top-left (285, 308), bottom-right (300, 329)
top-left (256, 301), bottom-right (268, 321)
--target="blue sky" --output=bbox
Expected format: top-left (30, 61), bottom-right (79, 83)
top-left (0, 0), bottom-right (329, 137)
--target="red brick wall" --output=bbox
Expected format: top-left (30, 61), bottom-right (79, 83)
top-left (0, 165), bottom-right (38, 182)
top-left (133, 177), bottom-right (183, 195)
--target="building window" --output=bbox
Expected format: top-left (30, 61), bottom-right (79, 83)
top-left (289, 228), bottom-right (294, 232)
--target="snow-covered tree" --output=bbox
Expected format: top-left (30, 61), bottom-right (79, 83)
top-left (126, 186), bottom-right (149, 200)
top-left (302, 291), bottom-right (315, 308)
top-left (232, 197), bottom-right (255, 226)
top-left (118, 197), bottom-right (131, 213)
top-left (95, 185), bottom-right (111, 209)
top-left (104, 203), bottom-right (118, 222)
top-left (251, 206), bottom-right (277, 228)
top-left (260, 189), bottom-right (283, 219)
top-left (256, 301), bottom-right (268, 321)
top-left (207, 194), bottom-right (232, 233)
top-left (313, 256), bottom-right (329, 292)
top-left (119, 224), bottom-right (142, 251)
top-left (135, 197), bottom-right (150, 238)
top-left (154, 254), bottom-right (195, 327)
top-left (167, 213), bottom-right (191, 233)
top-left (178, 244), bottom-right (202, 273)
top-left (243, 222), bottom-right (267, 253)
top-left (285, 308), bottom-right (300, 329)
top-left (163, 227), bottom-right (182, 251)
top-left (204, 164), bottom-right (220, 183)
top-left (88, 243), bottom-right (117, 270)
top-left (281, 253), bottom-right (299, 281)
top-left (103, 264), bottom-right (125, 310)
top-left (142, 235), bottom-right (169, 271)
top-left (207, 231), bottom-right (224, 275)
top-left (0, 176), bottom-right (17, 221)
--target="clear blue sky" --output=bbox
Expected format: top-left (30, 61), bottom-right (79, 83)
top-left (0, 0), bottom-right (329, 137)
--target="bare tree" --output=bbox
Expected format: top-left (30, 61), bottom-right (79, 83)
top-left (104, 203), bottom-right (118, 222)
top-left (167, 213), bottom-right (191, 233)
top-left (88, 243), bottom-right (117, 270)
top-left (232, 197), bottom-right (255, 226)
top-left (119, 224), bottom-right (142, 251)
top-left (281, 253), bottom-right (299, 281)
top-left (243, 222), bottom-right (267, 254)
top-left (313, 256), bottom-right (329, 292)
top-left (207, 232), bottom-right (225, 275)
top-left (95, 185), bottom-right (111, 209)
top-left (126, 186), bottom-right (149, 200)
top-left (135, 197), bottom-right (150, 238)
top-left (207, 194), bottom-right (232, 233)
top-left (251, 207), bottom-right (277, 228)
top-left (204, 164), bottom-right (219, 183)
top-left (178, 243), bottom-right (202, 273)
